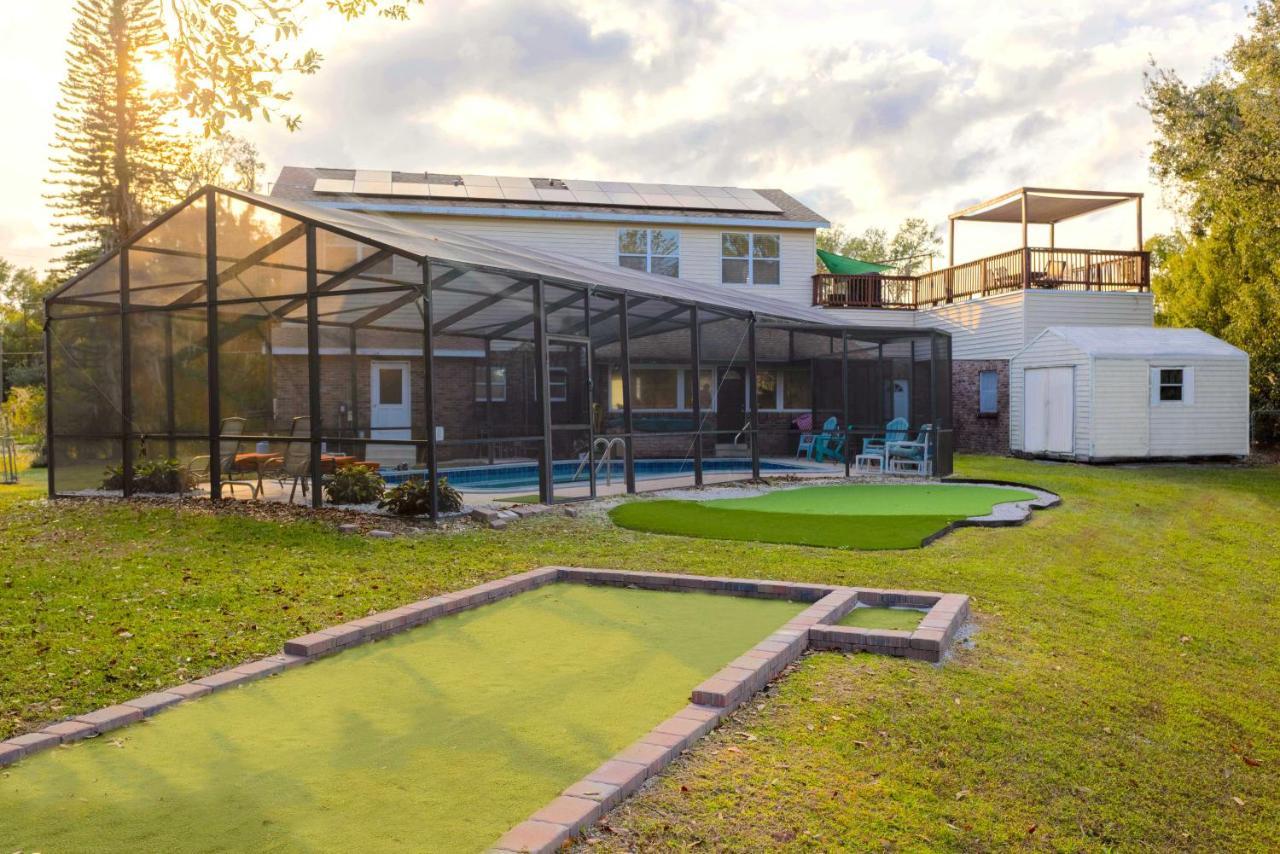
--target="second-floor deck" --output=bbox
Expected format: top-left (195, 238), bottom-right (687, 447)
top-left (814, 246), bottom-right (1150, 310)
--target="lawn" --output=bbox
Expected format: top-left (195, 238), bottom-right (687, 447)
top-left (1, 457), bottom-right (1278, 850)
top-left (609, 483), bottom-right (1038, 549)
top-left (1, 584), bottom-right (798, 852)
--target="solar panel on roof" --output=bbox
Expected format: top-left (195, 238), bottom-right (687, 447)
top-left (311, 172), bottom-right (783, 213)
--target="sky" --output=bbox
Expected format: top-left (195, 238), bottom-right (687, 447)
top-left (0, 0), bottom-right (1251, 274)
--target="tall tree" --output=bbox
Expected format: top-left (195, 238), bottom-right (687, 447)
top-left (47, 0), bottom-right (189, 275)
top-left (166, 0), bottom-right (424, 134)
top-left (817, 218), bottom-right (942, 275)
top-left (1145, 0), bottom-right (1280, 408)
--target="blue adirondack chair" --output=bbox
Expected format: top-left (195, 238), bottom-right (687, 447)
top-left (887, 424), bottom-right (934, 475)
top-left (861, 417), bottom-right (909, 458)
top-left (812, 417), bottom-right (845, 462)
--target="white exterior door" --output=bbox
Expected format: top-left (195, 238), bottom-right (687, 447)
top-left (1024, 367), bottom-right (1074, 454)
top-left (369, 361), bottom-right (415, 467)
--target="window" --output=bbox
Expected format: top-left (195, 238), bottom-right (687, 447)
top-left (630, 367), bottom-right (680, 409)
top-left (722, 233), bottom-right (781, 285)
top-left (549, 367), bottom-right (568, 403)
top-left (754, 366), bottom-right (811, 411)
top-left (1152, 367), bottom-right (1192, 404)
top-left (377, 367), bottom-right (403, 405)
top-left (978, 370), bottom-right (998, 414)
top-left (607, 367), bottom-right (714, 411)
top-left (474, 365), bottom-right (507, 402)
top-left (618, 228), bottom-right (679, 277)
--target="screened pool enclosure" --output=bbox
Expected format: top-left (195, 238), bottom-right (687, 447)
top-left (44, 187), bottom-right (953, 516)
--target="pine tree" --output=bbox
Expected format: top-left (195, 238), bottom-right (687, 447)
top-left (47, 0), bottom-right (188, 276)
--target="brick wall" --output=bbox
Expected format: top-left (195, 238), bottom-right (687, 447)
top-left (952, 359), bottom-right (1009, 453)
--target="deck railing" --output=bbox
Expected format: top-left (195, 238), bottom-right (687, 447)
top-left (815, 247), bottom-right (1149, 310)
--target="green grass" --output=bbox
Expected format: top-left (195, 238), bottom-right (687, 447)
top-left (838, 606), bottom-right (926, 631)
top-left (1, 456), bottom-right (1279, 850)
top-left (609, 483), bottom-right (1037, 549)
top-left (0, 584), bottom-right (798, 853)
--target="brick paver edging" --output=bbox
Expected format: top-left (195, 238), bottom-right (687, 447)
top-left (0, 566), bottom-right (969, 854)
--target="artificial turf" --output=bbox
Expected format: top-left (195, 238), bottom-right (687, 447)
top-left (838, 606), bottom-right (926, 631)
top-left (0, 584), bottom-right (800, 853)
top-left (608, 483), bottom-right (1038, 550)
top-left (4, 458), bottom-right (1279, 850)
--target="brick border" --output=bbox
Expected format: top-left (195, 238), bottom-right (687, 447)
top-left (0, 566), bottom-right (970, 854)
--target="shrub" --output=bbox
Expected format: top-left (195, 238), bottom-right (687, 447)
top-left (325, 464), bottom-right (385, 505)
top-left (2, 384), bottom-right (44, 443)
top-left (99, 458), bottom-right (194, 493)
top-left (378, 476), bottom-right (463, 517)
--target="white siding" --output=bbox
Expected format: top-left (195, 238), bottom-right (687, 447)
top-left (400, 213), bottom-right (816, 301)
top-left (1009, 334), bottom-right (1091, 457)
top-left (819, 307), bottom-right (917, 329)
top-left (920, 292), bottom-right (1026, 359)
top-left (1089, 360), bottom-right (1151, 458)
top-left (1146, 359), bottom-right (1250, 457)
top-left (1023, 291), bottom-right (1154, 342)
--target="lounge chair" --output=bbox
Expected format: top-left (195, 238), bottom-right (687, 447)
top-left (185, 417), bottom-right (256, 498)
top-left (812, 416), bottom-right (845, 463)
top-left (887, 424), bottom-right (934, 476)
top-left (861, 417), bottom-right (909, 459)
top-left (263, 416), bottom-right (313, 503)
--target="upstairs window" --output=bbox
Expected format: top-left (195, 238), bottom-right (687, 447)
top-left (721, 233), bottom-right (780, 285)
top-left (978, 370), bottom-right (999, 414)
top-left (618, 229), bottom-right (679, 277)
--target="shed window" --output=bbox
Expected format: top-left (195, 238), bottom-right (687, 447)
top-left (978, 370), bottom-right (998, 414)
top-left (1151, 367), bottom-right (1193, 405)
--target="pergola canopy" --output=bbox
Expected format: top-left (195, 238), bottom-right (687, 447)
top-left (949, 187), bottom-right (1142, 224)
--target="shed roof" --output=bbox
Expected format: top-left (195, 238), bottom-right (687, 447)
top-left (1033, 326), bottom-right (1247, 361)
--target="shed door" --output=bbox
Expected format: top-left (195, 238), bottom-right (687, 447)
top-left (1024, 367), bottom-right (1074, 454)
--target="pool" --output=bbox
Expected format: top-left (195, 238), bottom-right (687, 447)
top-left (383, 457), bottom-right (823, 491)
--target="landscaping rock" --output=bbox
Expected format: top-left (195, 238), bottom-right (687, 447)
top-left (470, 507), bottom-right (501, 523)
top-left (487, 519), bottom-right (508, 530)
top-left (337, 523), bottom-right (360, 534)
top-left (368, 530), bottom-right (395, 539)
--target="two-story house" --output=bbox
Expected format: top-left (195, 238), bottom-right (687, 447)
top-left (270, 170), bottom-right (1156, 455)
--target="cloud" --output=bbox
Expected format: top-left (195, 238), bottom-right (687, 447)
top-left (0, 0), bottom-right (1254, 271)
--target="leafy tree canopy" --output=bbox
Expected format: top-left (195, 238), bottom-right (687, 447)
top-left (1145, 0), bottom-right (1280, 407)
top-left (167, 0), bottom-right (424, 135)
top-left (816, 218), bottom-right (942, 276)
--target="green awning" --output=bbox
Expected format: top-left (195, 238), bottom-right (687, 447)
top-left (816, 248), bottom-right (893, 275)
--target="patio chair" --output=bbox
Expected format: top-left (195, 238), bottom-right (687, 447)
top-left (886, 424), bottom-right (934, 476)
top-left (263, 416), bottom-right (313, 503)
top-left (185, 417), bottom-right (256, 498)
top-left (793, 413), bottom-right (818, 459)
top-left (861, 417), bottom-right (909, 458)
top-left (812, 416), bottom-right (845, 463)
top-left (1034, 259), bottom-right (1068, 288)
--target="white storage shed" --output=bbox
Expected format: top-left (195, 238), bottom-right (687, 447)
top-left (1009, 326), bottom-right (1250, 461)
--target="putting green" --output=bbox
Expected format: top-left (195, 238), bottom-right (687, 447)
top-left (0, 584), bottom-right (801, 853)
top-left (610, 483), bottom-right (1038, 550)
top-left (839, 606), bottom-right (926, 631)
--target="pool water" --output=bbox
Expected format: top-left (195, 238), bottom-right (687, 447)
top-left (384, 458), bottom-right (822, 491)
